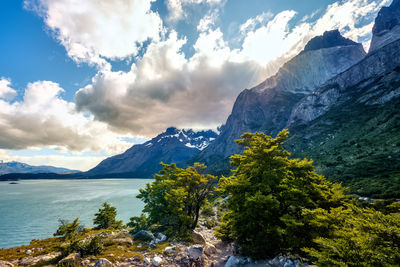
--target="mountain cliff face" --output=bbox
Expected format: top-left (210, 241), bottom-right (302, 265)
top-left (369, 0), bottom-right (400, 52)
top-left (191, 30), bottom-right (366, 173)
top-left (86, 127), bottom-right (217, 178)
top-left (0, 161), bottom-right (78, 175)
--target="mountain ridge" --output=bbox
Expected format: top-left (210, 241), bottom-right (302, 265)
top-left (0, 161), bottom-right (79, 175)
top-left (86, 127), bottom-right (218, 178)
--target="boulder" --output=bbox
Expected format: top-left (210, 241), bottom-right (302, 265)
top-left (112, 237), bottom-right (133, 245)
top-left (58, 253), bottom-right (80, 264)
top-left (164, 246), bottom-right (175, 254)
top-left (25, 249), bottom-right (32, 255)
top-left (18, 252), bottom-right (61, 265)
top-left (155, 232), bottom-right (167, 242)
top-left (144, 257), bottom-right (151, 265)
top-left (225, 256), bottom-right (242, 267)
top-left (191, 231), bottom-right (206, 245)
top-left (133, 230), bottom-right (154, 241)
top-left (0, 260), bottom-right (14, 267)
top-left (152, 256), bottom-right (162, 266)
top-left (94, 258), bottom-right (113, 267)
top-left (204, 242), bottom-right (217, 256)
top-left (188, 245), bottom-right (203, 260)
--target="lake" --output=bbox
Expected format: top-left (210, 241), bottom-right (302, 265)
top-left (0, 179), bottom-right (151, 249)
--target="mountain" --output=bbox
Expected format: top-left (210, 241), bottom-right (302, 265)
top-left (286, 2), bottom-right (400, 198)
top-left (86, 127), bottom-right (218, 178)
top-left (369, 0), bottom-right (400, 52)
top-left (190, 30), bottom-right (366, 174)
top-left (0, 161), bottom-right (79, 175)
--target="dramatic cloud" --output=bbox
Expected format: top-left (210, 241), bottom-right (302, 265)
top-left (74, 0), bottom-right (388, 137)
top-left (75, 30), bottom-right (272, 136)
top-left (24, 0), bottom-right (163, 66)
top-left (0, 78), bottom-right (17, 100)
top-left (0, 80), bottom-right (133, 154)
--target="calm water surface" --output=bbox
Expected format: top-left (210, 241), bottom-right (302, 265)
top-left (0, 179), bottom-right (151, 249)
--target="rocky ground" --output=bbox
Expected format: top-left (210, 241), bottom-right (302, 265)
top-left (0, 217), bottom-right (310, 267)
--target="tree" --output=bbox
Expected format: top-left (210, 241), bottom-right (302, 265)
top-left (93, 202), bottom-right (123, 230)
top-left (137, 162), bottom-right (217, 237)
top-left (54, 217), bottom-right (84, 241)
top-left (216, 130), bottom-right (348, 258)
top-left (304, 203), bottom-right (400, 266)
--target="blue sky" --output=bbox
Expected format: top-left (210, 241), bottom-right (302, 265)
top-left (0, 0), bottom-right (391, 170)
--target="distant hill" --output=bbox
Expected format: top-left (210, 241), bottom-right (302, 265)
top-left (0, 161), bottom-right (79, 175)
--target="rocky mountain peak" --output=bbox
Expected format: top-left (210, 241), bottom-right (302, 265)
top-left (302, 29), bottom-right (359, 53)
top-left (369, 0), bottom-right (400, 52)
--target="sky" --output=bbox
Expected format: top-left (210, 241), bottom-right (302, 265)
top-left (0, 0), bottom-right (392, 171)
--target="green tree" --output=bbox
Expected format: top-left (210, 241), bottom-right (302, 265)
top-left (93, 202), bottom-right (123, 230)
top-left (137, 162), bottom-right (217, 237)
top-left (304, 203), bottom-right (400, 266)
top-left (216, 130), bottom-right (348, 258)
top-left (54, 217), bottom-right (84, 241)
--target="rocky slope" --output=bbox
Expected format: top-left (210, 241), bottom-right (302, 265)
top-left (0, 161), bottom-right (78, 175)
top-left (191, 30), bottom-right (366, 174)
top-left (369, 0), bottom-right (400, 52)
top-left (86, 127), bottom-right (217, 178)
top-left (287, 32), bottom-right (400, 197)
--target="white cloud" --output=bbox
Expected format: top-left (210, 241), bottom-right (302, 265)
top-left (0, 78), bottom-right (17, 100)
top-left (25, 0), bottom-right (163, 66)
top-left (0, 80), bottom-right (133, 155)
top-left (74, 0), bottom-right (389, 137)
top-left (166, 0), bottom-right (225, 22)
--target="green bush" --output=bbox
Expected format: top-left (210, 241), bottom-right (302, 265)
top-left (54, 218), bottom-right (85, 241)
top-left (304, 203), bottom-right (400, 266)
top-left (137, 162), bottom-right (217, 237)
top-left (127, 214), bottom-right (148, 234)
top-left (79, 236), bottom-right (103, 257)
top-left (216, 130), bottom-right (348, 259)
top-left (93, 202), bottom-right (123, 230)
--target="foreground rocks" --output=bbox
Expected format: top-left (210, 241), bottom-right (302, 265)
top-left (0, 260), bottom-right (14, 267)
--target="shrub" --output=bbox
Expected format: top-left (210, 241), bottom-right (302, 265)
top-left (127, 214), bottom-right (149, 234)
top-left (54, 218), bottom-right (84, 241)
top-left (304, 203), bottom-right (400, 266)
top-left (93, 202), bottom-right (123, 230)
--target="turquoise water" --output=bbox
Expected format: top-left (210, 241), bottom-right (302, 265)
top-left (0, 179), bottom-right (151, 249)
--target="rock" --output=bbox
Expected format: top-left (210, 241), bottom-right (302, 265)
top-left (144, 257), bottom-right (151, 265)
top-left (225, 256), bottom-right (242, 267)
top-left (164, 246), bottom-right (175, 254)
top-left (58, 253), bottom-right (80, 264)
top-left (191, 231), bottom-right (206, 245)
top-left (18, 252), bottom-right (61, 265)
top-left (155, 232), bottom-right (167, 242)
top-left (0, 260), bottom-right (14, 267)
top-left (133, 230), bottom-right (154, 241)
top-left (204, 243), bottom-right (217, 256)
top-left (188, 245), bottom-right (203, 260)
top-left (152, 256), bottom-right (162, 266)
top-left (112, 237), bottom-right (133, 245)
top-left (25, 249), bottom-right (32, 255)
top-left (94, 258), bottom-right (113, 267)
